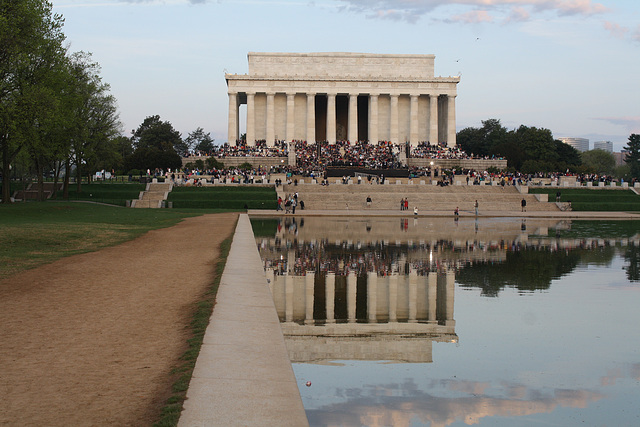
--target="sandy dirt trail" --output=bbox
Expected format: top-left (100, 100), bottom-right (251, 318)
top-left (0, 213), bottom-right (238, 426)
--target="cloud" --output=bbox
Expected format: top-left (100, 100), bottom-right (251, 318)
top-left (505, 6), bottom-right (531, 23)
top-left (603, 20), bottom-right (628, 39)
top-left (307, 378), bottom-right (605, 427)
top-left (633, 24), bottom-right (640, 43)
top-left (449, 10), bottom-right (493, 24)
top-left (594, 116), bottom-right (640, 135)
top-left (338, 0), bottom-right (609, 24)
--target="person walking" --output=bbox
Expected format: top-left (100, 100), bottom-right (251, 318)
top-left (521, 198), bottom-right (527, 212)
top-left (474, 200), bottom-right (479, 216)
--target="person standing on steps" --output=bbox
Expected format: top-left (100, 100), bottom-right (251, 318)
top-left (474, 200), bottom-right (479, 216)
top-left (521, 198), bottom-right (527, 212)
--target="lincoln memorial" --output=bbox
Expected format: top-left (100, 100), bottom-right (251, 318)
top-left (226, 52), bottom-right (460, 146)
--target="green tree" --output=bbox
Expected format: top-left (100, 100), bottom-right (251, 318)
top-left (456, 119), bottom-right (507, 157)
top-left (0, 0), bottom-right (67, 203)
top-left (67, 52), bottom-right (121, 193)
top-left (126, 115), bottom-right (182, 171)
top-left (624, 134), bottom-right (640, 180)
top-left (185, 127), bottom-right (215, 154)
top-left (581, 149), bottom-right (615, 175)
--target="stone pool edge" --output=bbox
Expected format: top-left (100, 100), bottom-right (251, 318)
top-left (178, 213), bottom-right (309, 427)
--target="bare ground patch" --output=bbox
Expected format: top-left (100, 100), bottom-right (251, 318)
top-left (0, 213), bottom-right (238, 426)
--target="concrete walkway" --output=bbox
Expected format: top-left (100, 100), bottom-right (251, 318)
top-left (179, 214), bottom-right (308, 427)
top-left (248, 208), bottom-right (640, 220)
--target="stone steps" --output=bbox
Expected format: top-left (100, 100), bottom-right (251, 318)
top-left (283, 184), bottom-right (558, 212)
top-left (132, 182), bottom-right (172, 208)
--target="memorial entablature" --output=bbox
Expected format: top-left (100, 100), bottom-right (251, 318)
top-left (226, 52), bottom-right (460, 147)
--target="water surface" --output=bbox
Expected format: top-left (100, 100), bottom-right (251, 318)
top-left (252, 217), bottom-right (640, 427)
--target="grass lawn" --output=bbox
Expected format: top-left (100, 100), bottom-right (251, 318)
top-left (0, 202), bottom-right (227, 278)
top-left (56, 182), bottom-right (147, 206)
top-left (529, 188), bottom-right (640, 211)
top-left (168, 186), bottom-right (276, 209)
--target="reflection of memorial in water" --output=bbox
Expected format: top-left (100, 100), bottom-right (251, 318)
top-left (255, 217), bottom-right (640, 364)
top-left (255, 216), bottom-right (537, 364)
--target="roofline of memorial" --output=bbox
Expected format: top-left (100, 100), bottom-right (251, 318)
top-left (248, 51), bottom-right (437, 59)
top-left (225, 75), bottom-right (461, 84)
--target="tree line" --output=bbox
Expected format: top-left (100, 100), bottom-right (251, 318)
top-left (0, 1), bottom-right (214, 203)
top-left (457, 119), bottom-right (639, 180)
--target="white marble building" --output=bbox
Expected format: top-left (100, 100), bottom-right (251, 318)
top-left (226, 52), bottom-right (460, 146)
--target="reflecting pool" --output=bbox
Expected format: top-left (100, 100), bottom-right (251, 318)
top-left (251, 216), bottom-right (640, 427)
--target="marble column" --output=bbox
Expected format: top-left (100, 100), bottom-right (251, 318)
top-left (284, 274), bottom-right (293, 323)
top-left (446, 270), bottom-right (456, 326)
top-left (429, 94), bottom-right (438, 145)
top-left (266, 92), bottom-right (275, 146)
top-left (305, 272), bottom-right (315, 325)
top-left (326, 273), bottom-right (335, 323)
top-left (447, 95), bottom-right (457, 147)
top-left (306, 93), bottom-right (316, 143)
top-left (227, 91), bottom-right (238, 145)
top-left (286, 93), bottom-right (295, 142)
top-left (327, 93), bottom-right (337, 144)
top-left (427, 272), bottom-right (437, 324)
top-left (390, 94), bottom-right (399, 144)
top-left (410, 94), bottom-right (419, 146)
top-left (408, 268), bottom-right (417, 323)
top-left (388, 273), bottom-right (398, 322)
top-left (369, 94), bottom-right (379, 144)
top-left (347, 272), bottom-right (357, 323)
top-left (348, 93), bottom-right (358, 142)
top-left (367, 271), bottom-right (378, 323)
top-left (246, 92), bottom-right (255, 146)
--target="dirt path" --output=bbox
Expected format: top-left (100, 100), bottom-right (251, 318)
top-left (0, 213), bottom-right (239, 426)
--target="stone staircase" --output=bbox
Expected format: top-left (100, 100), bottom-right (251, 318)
top-left (132, 182), bottom-right (172, 208)
top-left (282, 183), bottom-right (559, 213)
top-left (13, 182), bottom-right (63, 201)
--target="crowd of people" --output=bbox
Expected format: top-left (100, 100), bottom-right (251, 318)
top-left (409, 142), bottom-right (504, 160)
top-left (174, 141), bottom-right (630, 187)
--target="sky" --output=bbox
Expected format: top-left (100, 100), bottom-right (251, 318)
top-left (52, 0), bottom-right (640, 152)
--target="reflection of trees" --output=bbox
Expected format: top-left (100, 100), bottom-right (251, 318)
top-left (623, 245), bottom-right (640, 282)
top-left (456, 249), bottom-right (581, 297)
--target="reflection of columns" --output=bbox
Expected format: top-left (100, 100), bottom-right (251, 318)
top-left (428, 272), bottom-right (437, 324)
top-left (305, 272), bottom-right (314, 325)
top-left (369, 94), bottom-right (379, 144)
top-left (410, 94), bottom-right (419, 146)
top-left (266, 92), bottom-right (275, 146)
top-left (389, 273), bottom-right (398, 322)
top-left (367, 272), bottom-right (378, 323)
top-left (326, 273), bottom-right (335, 323)
top-left (284, 274), bottom-right (293, 323)
top-left (327, 93), bottom-right (336, 144)
top-left (409, 269), bottom-right (417, 322)
top-left (246, 92), bottom-right (255, 146)
top-left (429, 94), bottom-right (438, 144)
top-left (447, 95), bottom-right (456, 147)
top-left (446, 270), bottom-right (456, 326)
top-left (390, 94), bottom-right (399, 144)
top-left (306, 93), bottom-right (315, 143)
top-left (347, 272), bottom-right (357, 323)
top-left (227, 92), bottom-right (238, 145)
top-left (348, 93), bottom-right (358, 142)
top-left (286, 93), bottom-right (295, 142)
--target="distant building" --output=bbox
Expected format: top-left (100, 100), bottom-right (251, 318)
top-left (558, 137), bottom-right (589, 152)
top-left (593, 140), bottom-right (613, 152)
top-left (614, 150), bottom-right (627, 167)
